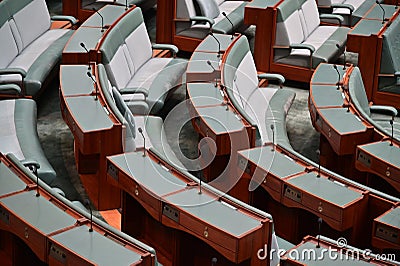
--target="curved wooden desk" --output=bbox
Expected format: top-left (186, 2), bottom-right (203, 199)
top-left (106, 149), bottom-right (273, 265)
top-left (62, 5), bottom-right (130, 65)
top-left (0, 153), bottom-right (157, 265)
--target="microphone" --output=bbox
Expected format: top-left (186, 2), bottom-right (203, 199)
top-left (211, 257), bottom-right (217, 266)
top-left (86, 71), bottom-right (98, 101)
top-left (390, 117), bottom-right (394, 146)
top-left (92, 8), bottom-right (105, 31)
top-left (125, 0), bottom-right (128, 10)
top-left (207, 60), bottom-right (218, 87)
top-left (222, 12), bottom-right (234, 40)
top-left (333, 64), bottom-right (341, 90)
top-left (138, 127), bottom-right (146, 156)
top-left (270, 124), bottom-right (275, 151)
top-left (34, 166), bottom-right (40, 197)
top-left (316, 149), bottom-right (321, 177)
top-left (316, 218), bottom-right (323, 248)
top-left (85, 199), bottom-right (93, 232)
top-left (336, 43), bottom-right (346, 70)
top-left (209, 32), bottom-right (222, 58)
top-left (80, 42), bottom-right (91, 70)
top-left (376, 1), bottom-right (387, 24)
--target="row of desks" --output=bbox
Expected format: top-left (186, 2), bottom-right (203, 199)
top-left (0, 154), bottom-right (155, 265)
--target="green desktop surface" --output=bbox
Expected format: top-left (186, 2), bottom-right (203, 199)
top-left (108, 152), bottom-right (187, 196)
top-left (287, 173), bottom-right (363, 206)
top-left (0, 191), bottom-right (76, 234)
top-left (350, 19), bottom-right (385, 36)
top-left (364, 4), bottom-right (397, 20)
top-left (81, 5), bottom-right (127, 27)
top-left (319, 108), bottom-right (367, 134)
top-left (377, 207), bottom-right (400, 228)
top-left (0, 162), bottom-right (27, 197)
top-left (197, 105), bottom-right (245, 134)
top-left (165, 188), bottom-right (261, 236)
top-left (311, 64), bottom-right (347, 85)
top-left (50, 226), bottom-right (142, 265)
top-left (65, 96), bottom-right (113, 132)
top-left (311, 85), bottom-right (345, 107)
top-left (239, 146), bottom-right (304, 179)
top-left (63, 27), bottom-right (104, 52)
top-left (289, 241), bottom-right (374, 265)
top-left (187, 52), bottom-right (221, 74)
top-left (245, 0), bottom-right (280, 9)
top-left (60, 65), bottom-right (95, 96)
top-left (187, 83), bottom-right (224, 107)
top-left (358, 141), bottom-right (400, 168)
top-left (196, 33), bottom-right (236, 53)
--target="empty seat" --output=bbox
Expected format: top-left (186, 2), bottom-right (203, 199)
top-left (274, 0), bottom-right (349, 69)
top-left (377, 16), bottom-right (400, 95)
top-left (100, 7), bottom-right (187, 114)
top-left (317, 0), bottom-right (382, 26)
top-left (95, 0), bottom-right (157, 12)
top-left (0, 97), bottom-right (56, 183)
top-left (349, 67), bottom-right (400, 141)
top-left (0, 0), bottom-right (76, 96)
top-left (222, 36), bottom-right (295, 146)
top-left (176, 0), bottom-right (247, 39)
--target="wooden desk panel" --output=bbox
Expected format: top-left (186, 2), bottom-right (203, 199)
top-left (372, 206), bottom-right (400, 249)
top-left (356, 141), bottom-right (400, 192)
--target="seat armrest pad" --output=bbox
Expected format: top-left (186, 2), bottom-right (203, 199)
top-left (320, 14), bottom-right (344, 26)
top-left (258, 73), bottom-right (285, 85)
top-left (51, 15), bottom-right (78, 25)
top-left (120, 87), bottom-right (149, 97)
top-left (331, 3), bottom-right (355, 13)
top-left (0, 84), bottom-right (22, 95)
top-left (190, 16), bottom-right (215, 26)
top-left (0, 68), bottom-right (27, 77)
top-left (370, 105), bottom-right (398, 117)
top-left (395, 71), bottom-right (400, 77)
top-left (290, 43), bottom-right (315, 53)
top-left (20, 159), bottom-right (41, 170)
top-left (152, 44), bottom-right (179, 56)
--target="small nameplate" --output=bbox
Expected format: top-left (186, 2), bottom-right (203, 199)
top-left (163, 204), bottom-right (179, 223)
top-left (107, 163), bottom-right (119, 181)
top-left (284, 185), bottom-right (302, 203)
top-left (376, 224), bottom-right (399, 244)
top-left (0, 206), bottom-right (10, 225)
top-left (49, 243), bottom-right (67, 264)
top-left (357, 150), bottom-right (371, 168)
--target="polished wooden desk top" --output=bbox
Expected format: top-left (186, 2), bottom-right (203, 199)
top-left (349, 19), bottom-right (386, 36)
top-left (310, 84), bottom-right (346, 108)
top-left (50, 225), bottom-right (143, 265)
top-left (65, 96), bottom-right (113, 132)
top-left (238, 146), bottom-right (304, 179)
top-left (319, 108), bottom-right (367, 134)
top-left (80, 5), bottom-right (127, 28)
top-left (0, 163), bottom-right (27, 197)
top-left (0, 191), bottom-right (76, 234)
top-left (196, 105), bottom-right (245, 134)
top-left (358, 141), bottom-right (400, 168)
top-left (63, 27), bottom-right (105, 53)
top-left (363, 4), bottom-right (397, 20)
top-left (60, 65), bottom-right (95, 96)
top-left (164, 188), bottom-right (261, 236)
top-left (376, 207), bottom-right (400, 228)
top-left (187, 83), bottom-right (224, 107)
top-left (245, 0), bottom-right (280, 9)
top-left (286, 173), bottom-right (363, 207)
top-left (107, 152), bottom-right (187, 196)
top-left (310, 63), bottom-right (347, 85)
